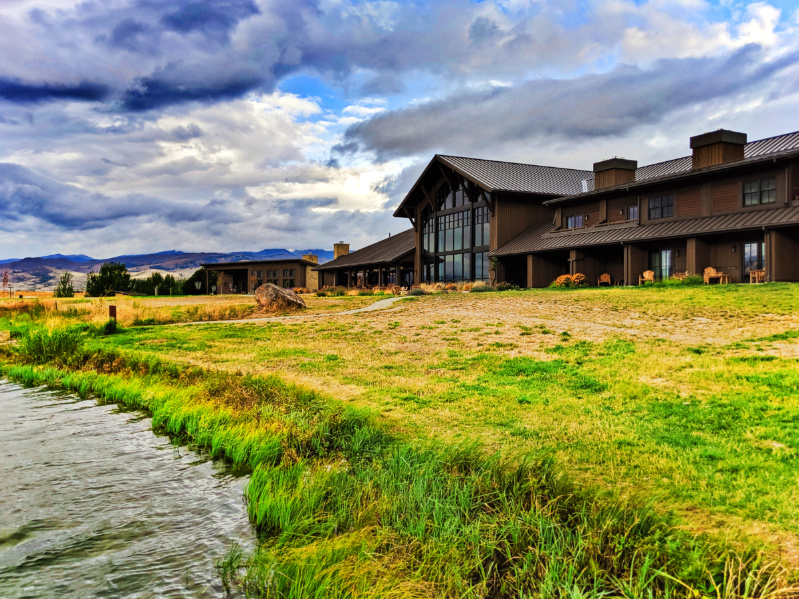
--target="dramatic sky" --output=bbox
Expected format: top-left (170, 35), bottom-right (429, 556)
top-left (1, 0), bottom-right (798, 258)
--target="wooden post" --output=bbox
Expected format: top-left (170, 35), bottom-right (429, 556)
top-left (378, 267), bottom-right (383, 288)
top-left (205, 269), bottom-right (209, 294)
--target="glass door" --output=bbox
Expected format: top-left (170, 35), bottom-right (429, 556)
top-left (743, 242), bottom-right (765, 275)
top-left (649, 249), bottom-right (672, 280)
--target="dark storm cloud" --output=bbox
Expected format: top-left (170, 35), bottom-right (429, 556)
top-left (0, 78), bottom-right (110, 104)
top-left (121, 71), bottom-right (265, 111)
top-left (160, 0), bottom-right (260, 40)
top-left (342, 46), bottom-right (799, 160)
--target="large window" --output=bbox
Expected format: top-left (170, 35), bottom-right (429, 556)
top-left (437, 211), bottom-right (471, 252)
top-left (743, 178), bottom-right (776, 206)
top-left (744, 242), bottom-right (765, 274)
top-left (648, 195), bottom-right (674, 220)
top-left (283, 279), bottom-right (296, 288)
top-left (474, 206), bottom-right (490, 247)
top-left (566, 214), bottom-right (583, 229)
top-left (283, 269), bottom-right (295, 277)
top-left (422, 216), bottom-right (435, 253)
top-left (267, 269), bottom-right (278, 278)
top-left (474, 252), bottom-right (490, 280)
top-left (649, 249), bottom-right (672, 280)
top-left (438, 252), bottom-right (472, 282)
top-left (628, 205), bottom-right (639, 220)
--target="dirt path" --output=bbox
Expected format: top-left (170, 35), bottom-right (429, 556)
top-left (166, 296), bottom-right (410, 327)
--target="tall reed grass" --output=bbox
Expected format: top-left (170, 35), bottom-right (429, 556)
top-left (1, 334), bottom-right (796, 599)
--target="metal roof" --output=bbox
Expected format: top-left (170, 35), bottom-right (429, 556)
top-left (491, 205), bottom-right (799, 257)
top-left (547, 130), bottom-right (799, 203)
top-left (437, 155), bottom-right (593, 195)
top-left (314, 229), bottom-right (415, 271)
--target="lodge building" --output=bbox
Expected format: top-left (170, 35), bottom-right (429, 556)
top-left (385, 128), bottom-right (799, 287)
top-left (202, 255), bottom-right (320, 293)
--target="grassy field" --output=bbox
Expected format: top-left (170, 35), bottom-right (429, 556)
top-left (1, 284), bottom-right (798, 596)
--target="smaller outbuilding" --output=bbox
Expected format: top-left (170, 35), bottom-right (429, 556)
top-left (314, 230), bottom-right (416, 288)
top-left (202, 255), bottom-right (320, 294)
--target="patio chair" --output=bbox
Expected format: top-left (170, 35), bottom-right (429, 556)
top-left (639, 270), bottom-right (654, 285)
top-left (597, 273), bottom-right (611, 286)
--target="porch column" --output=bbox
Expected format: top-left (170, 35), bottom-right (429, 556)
top-left (686, 237), bottom-right (710, 276)
top-left (205, 269), bottom-right (209, 294)
top-left (378, 267), bottom-right (383, 288)
top-left (767, 228), bottom-right (799, 282)
top-left (527, 254), bottom-right (560, 288)
top-left (623, 244), bottom-right (647, 285)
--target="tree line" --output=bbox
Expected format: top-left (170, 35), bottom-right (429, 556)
top-left (55, 263), bottom-right (216, 297)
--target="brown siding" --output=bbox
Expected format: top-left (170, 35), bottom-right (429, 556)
top-left (608, 198), bottom-right (632, 223)
top-left (595, 168), bottom-right (635, 189)
top-left (790, 160), bottom-right (799, 205)
top-left (563, 201), bottom-right (599, 228)
top-left (677, 188), bottom-right (701, 217)
top-left (769, 228), bottom-right (799, 282)
top-left (692, 142), bottom-right (745, 169)
top-left (712, 183), bottom-right (738, 213)
top-left (492, 194), bottom-right (554, 249)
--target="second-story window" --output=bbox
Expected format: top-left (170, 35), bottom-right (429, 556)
top-left (743, 178), bottom-right (776, 206)
top-left (628, 205), bottom-right (639, 220)
top-left (283, 269), bottom-right (295, 277)
top-left (566, 214), bottom-right (583, 229)
top-left (648, 195), bottom-right (674, 219)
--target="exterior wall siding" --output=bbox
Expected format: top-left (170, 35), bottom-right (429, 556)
top-left (677, 188), bottom-right (702, 217)
top-left (712, 182), bottom-right (738, 213)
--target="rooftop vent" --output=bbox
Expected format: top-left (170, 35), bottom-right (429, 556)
top-left (593, 158), bottom-right (637, 190)
top-left (690, 129), bottom-right (746, 169)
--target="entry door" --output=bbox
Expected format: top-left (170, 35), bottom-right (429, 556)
top-left (743, 242), bottom-right (765, 274)
top-left (649, 249), bottom-right (672, 280)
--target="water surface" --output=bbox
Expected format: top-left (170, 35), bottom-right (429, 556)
top-left (0, 380), bottom-right (254, 598)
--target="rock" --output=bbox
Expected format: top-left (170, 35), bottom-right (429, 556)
top-left (254, 283), bottom-right (307, 311)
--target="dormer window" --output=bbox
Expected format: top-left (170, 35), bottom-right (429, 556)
top-left (566, 214), bottom-right (583, 229)
top-left (743, 178), bottom-right (776, 206)
top-left (648, 195), bottom-right (674, 220)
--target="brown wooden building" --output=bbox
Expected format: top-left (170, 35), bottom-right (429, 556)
top-left (314, 230), bottom-right (415, 288)
top-left (490, 130), bottom-right (799, 286)
top-left (394, 155), bottom-right (593, 286)
top-left (202, 255), bottom-right (320, 293)
top-left (394, 129), bottom-right (799, 286)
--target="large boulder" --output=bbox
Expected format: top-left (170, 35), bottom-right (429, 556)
top-left (254, 283), bottom-right (307, 311)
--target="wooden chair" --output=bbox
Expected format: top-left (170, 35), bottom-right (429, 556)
top-left (672, 271), bottom-right (688, 281)
top-left (704, 267), bottom-right (730, 284)
top-left (749, 269), bottom-right (766, 284)
top-left (597, 273), bottom-right (611, 286)
top-left (639, 270), bottom-right (654, 285)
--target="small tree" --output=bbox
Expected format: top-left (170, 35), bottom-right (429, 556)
top-left (85, 262), bottom-right (131, 297)
top-left (54, 271), bottom-right (75, 298)
top-left (183, 268), bottom-right (216, 294)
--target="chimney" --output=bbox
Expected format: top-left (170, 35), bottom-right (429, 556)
top-left (690, 129), bottom-right (746, 169)
top-left (302, 254), bottom-right (318, 264)
top-left (333, 241), bottom-right (349, 260)
top-left (593, 158), bottom-right (637, 190)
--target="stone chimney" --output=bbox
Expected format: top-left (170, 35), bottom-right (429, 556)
top-left (333, 241), bottom-right (349, 260)
top-left (690, 129), bottom-right (746, 169)
top-left (302, 254), bottom-right (318, 264)
top-left (593, 158), bottom-right (637, 190)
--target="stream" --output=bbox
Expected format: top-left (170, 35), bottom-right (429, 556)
top-left (0, 380), bottom-right (255, 598)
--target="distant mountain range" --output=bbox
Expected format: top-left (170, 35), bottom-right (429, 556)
top-left (0, 248), bottom-right (335, 290)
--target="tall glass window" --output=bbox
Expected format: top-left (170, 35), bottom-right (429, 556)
top-left (743, 178), bottom-right (776, 206)
top-left (424, 181), bottom-right (491, 283)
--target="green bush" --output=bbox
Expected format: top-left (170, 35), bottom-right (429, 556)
top-left (315, 291), bottom-right (327, 297)
top-left (85, 262), bottom-right (131, 297)
top-left (54, 272), bottom-right (75, 298)
top-left (16, 327), bottom-right (85, 366)
top-left (357, 290), bottom-right (373, 296)
top-left (407, 288), bottom-right (427, 296)
top-left (495, 282), bottom-right (519, 291)
top-left (470, 285), bottom-right (497, 293)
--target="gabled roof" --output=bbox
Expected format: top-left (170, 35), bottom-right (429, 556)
top-left (490, 205), bottom-right (799, 257)
top-left (437, 155), bottom-right (592, 195)
top-left (547, 130), bottom-right (799, 203)
top-left (394, 154), bottom-right (593, 218)
top-left (314, 229), bottom-right (415, 271)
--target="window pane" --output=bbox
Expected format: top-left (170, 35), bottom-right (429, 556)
top-left (761, 178), bottom-right (776, 204)
top-left (662, 196), bottom-right (674, 218)
top-left (629, 205), bottom-right (638, 220)
top-left (438, 260), bottom-right (444, 281)
top-left (463, 252), bottom-right (471, 280)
